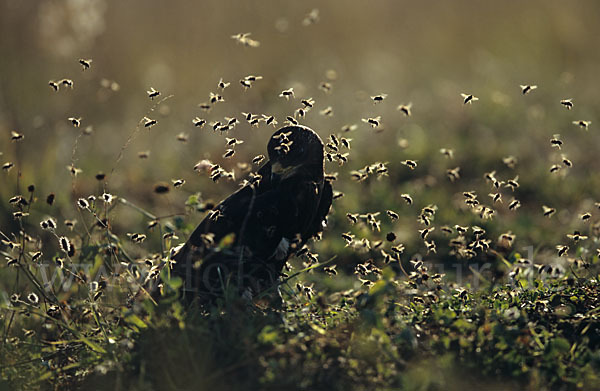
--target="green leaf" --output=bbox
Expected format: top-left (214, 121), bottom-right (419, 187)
top-left (125, 314), bottom-right (148, 329)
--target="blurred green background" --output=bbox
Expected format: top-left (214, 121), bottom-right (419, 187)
top-left (1, 0), bottom-right (600, 279)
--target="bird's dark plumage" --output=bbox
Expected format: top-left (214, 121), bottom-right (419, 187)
top-left (172, 125), bottom-right (332, 300)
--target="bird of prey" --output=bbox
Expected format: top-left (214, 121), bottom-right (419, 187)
top-left (171, 125), bottom-right (332, 301)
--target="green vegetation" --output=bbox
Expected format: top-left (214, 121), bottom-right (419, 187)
top-left (1, 1), bottom-right (600, 390)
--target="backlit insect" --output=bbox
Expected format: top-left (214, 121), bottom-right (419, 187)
top-left (225, 117), bottom-right (239, 127)
top-left (324, 172), bottom-right (338, 181)
top-left (505, 176), bottom-right (519, 191)
top-left (172, 179), bottom-right (186, 188)
top-left (49, 80), bottom-right (59, 91)
top-left (346, 213), bottom-right (359, 224)
top-left (472, 226), bottom-right (485, 237)
top-left (147, 87), bottom-right (160, 100)
top-left (209, 92), bottom-right (224, 104)
top-left (425, 240), bottom-right (437, 254)
top-left (217, 78), bottom-right (230, 90)
top-left (68, 117), bottom-right (81, 127)
top-left (421, 205), bottom-right (436, 216)
top-left (542, 205), bottom-right (556, 217)
top-left (319, 81), bottom-right (332, 93)
top-left (223, 149), bottom-right (235, 158)
top-left (198, 102), bottom-right (211, 111)
top-left (419, 227), bottom-right (434, 239)
top-left (573, 120), bottom-right (591, 130)
top-left (550, 164), bottom-right (561, 173)
top-left (262, 114), bottom-right (277, 127)
top-left (556, 245), bottom-right (569, 257)
top-left (371, 94), bottom-right (387, 103)
top-left (341, 232), bottom-right (355, 245)
top-left (176, 133), bottom-right (188, 142)
top-left (362, 116), bottom-right (381, 128)
top-left (193, 117), bottom-right (206, 127)
top-left (60, 79), bottom-right (74, 88)
top-left (566, 231), bottom-right (588, 242)
top-left (520, 84), bottom-right (537, 95)
top-left (252, 155), bottom-right (265, 165)
top-left (446, 167), bottom-right (460, 182)
top-left (441, 226), bottom-right (453, 235)
top-left (11, 131), bottom-right (24, 142)
top-left (560, 99), bottom-right (573, 110)
top-left (410, 260), bottom-right (424, 272)
top-left (418, 214), bottom-right (431, 226)
top-left (508, 199), bottom-right (521, 210)
top-left (391, 244), bottom-right (405, 256)
top-left (79, 58), bottom-right (92, 70)
top-left (320, 106), bottom-right (333, 116)
top-left (329, 134), bottom-right (339, 147)
top-left (225, 137), bottom-right (244, 146)
top-left (143, 117), bottom-right (157, 128)
top-left (326, 140), bottom-right (338, 153)
top-left (301, 98), bottom-right (315, 108)
top-left (461, 93), bottom-right (479, 104)
top-left (138, 151), bottom-right (150, 159)
top-left (231, 32), bottom-right (260, 47)
top-left (336, 153), bottom-right (349, 165)
top-left (240, 75), bottom-right (262, 89)
top-left (65, 219), bottom-right (76, 230)
top-left (241, 112), bottom-right (255, 122)
top-left (489, 192), bottom-right (502, 203)
top-left (341, 124), bottom-right (357, 132)
top-left (550, 134), bottom-right (563, 149)
top-left (397, 103), bottom-right (412, 116)
top-left (279, 88), bottom-right (294, 100)
top-left (386, 210), bottom-right (399, 221)
top-left (503, 156), bottom-right (517, 169)
top-left (323, 265), bottom-right (337, 276)
top-left (454, 225), bottom-right (468, 235)
top-left (285, 116), bottom-right (298, 126)
top-left (207, 209), bottom-right (222, 221)
top-left (401, 193), bottom-right (413, 205)
top-left (463, 191), bottom-right (477, 200)
top-left (302, 8), bottom-right (320, 26)
top-left (562, 155), bottom-right (572, 167)
top-left (439, 148), bottom-right (454, 159)
top-left (401, 160), bottom-right (417, 170)
top-left (580, 212), bottom-right (592, 221)
top-left (499, 232), bottom-right (515, 245)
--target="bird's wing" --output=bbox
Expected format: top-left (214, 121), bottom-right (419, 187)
top-left (304, 179), bottom-right (333, 240)
top-left (180, 161), bottom-right (274, 251)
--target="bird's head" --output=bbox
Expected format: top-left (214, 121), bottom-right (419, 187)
top-left (267, 125), bottom-right (324, 184)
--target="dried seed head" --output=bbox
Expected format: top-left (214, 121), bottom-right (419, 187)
top-left (77, 198), bottom-right (90, 209)
top-left (27, 292), bottom-right (39, 305)
top-left (101, 193), bottom-right (114, 203)
top-left (59, 236), bottom-right (72, 254)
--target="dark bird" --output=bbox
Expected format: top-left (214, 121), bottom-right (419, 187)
top-left (171, 125), bottom-right (333, 301)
